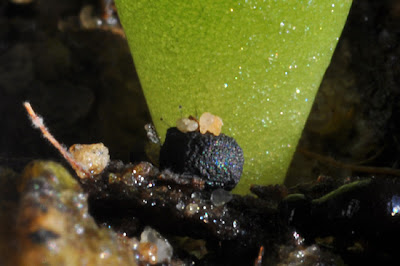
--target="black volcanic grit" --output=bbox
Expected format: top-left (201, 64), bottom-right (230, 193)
top-left (159, 127), bottom-right (244, 190)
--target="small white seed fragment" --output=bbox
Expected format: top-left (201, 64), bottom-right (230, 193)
top-left (199, 112), bottom-right (223, 136)
top-left (176, 117), bottom-right (199, 133)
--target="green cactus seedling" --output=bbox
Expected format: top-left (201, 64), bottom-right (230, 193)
top-left (115, 0), bottom-right (352, 194)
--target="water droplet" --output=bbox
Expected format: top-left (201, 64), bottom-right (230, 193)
top-left (74, 224), bottom-right (84, 235)
top-left (176, 201), bottom-right (185, 210)
top-left (233, 220), bottom-right (239, 228)
top-left (186, 203), bottom-right (199, 215)
top-left (211, 189), bottom-right (233, 206)
top-left (99, 249), bottom-right (111, 259)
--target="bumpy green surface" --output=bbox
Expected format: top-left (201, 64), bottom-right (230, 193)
top-left (115, 0), bottom-right (352, 194)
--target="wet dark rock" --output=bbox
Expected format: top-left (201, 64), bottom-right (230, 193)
top-left (82, 161), bottom-right (286, 265)
top-left (160, 127), bottom-right (244, 190)
top-left (80, 159), bottom-right (400, 265)
top-left (276, 243), bottom-right (344, 266)
top-left (281, 177), bottom-right (400, 265)
top-left (4, 159), bottom-right (400, 265)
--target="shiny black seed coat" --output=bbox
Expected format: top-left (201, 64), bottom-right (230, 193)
top-left (160, 127), bottom-right (244, 190)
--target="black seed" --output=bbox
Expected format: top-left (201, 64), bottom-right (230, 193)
top-left (29, 228), bottom-right (60, 244)
top-left (159, 127), bottom-right (244, 190)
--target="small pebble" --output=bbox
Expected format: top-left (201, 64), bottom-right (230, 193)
top-left (199, 112), bottom-right (223, 136)
top-left (69, 143), bottom-right (110, 178)
top-left (160, 128), bottom-right (244, 190)
top-left (140, 227), bottom-right (173, 264)
top-left (176, 117), bottom-right (199, 133)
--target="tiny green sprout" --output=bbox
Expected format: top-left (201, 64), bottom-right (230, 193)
top-left (115, 0), bottom-right (353, 194)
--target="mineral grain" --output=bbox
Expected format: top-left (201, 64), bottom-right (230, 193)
top-left (160, 127), bottom-right (244, 190)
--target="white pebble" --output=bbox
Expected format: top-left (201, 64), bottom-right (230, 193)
top-left (199, 112), bottom-right (223, 136)
top-left (140, 227), bottom-right (173, 264)
top-left (176, 117), bottom-right (199, 133)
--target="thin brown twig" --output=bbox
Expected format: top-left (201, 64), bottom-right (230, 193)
top-left (254, 246), bottom-right (264, 266)
top-left (299, 148), bottom-right (400, 177)
top-left (23, 102), bottom-right (91, 177)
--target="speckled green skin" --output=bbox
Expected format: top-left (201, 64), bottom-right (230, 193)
top-left (115, 0), bottom-right (352, 194)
